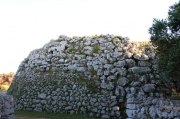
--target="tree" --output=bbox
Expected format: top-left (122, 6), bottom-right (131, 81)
top-left (149, 0), bottom-right (180, 81)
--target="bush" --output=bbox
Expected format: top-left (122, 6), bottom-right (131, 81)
top-left (148, 0), bottom-right (180, 81)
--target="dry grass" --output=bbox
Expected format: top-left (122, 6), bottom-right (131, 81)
top-left (0, 85), bottom-right (9, 91)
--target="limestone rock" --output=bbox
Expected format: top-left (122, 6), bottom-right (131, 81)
top-left (117, 77), bottom-right (129, 86)
top-left (138, 61), bottom-right (151, 67)
top-left (128, 66), bottom-right (151, 74)
top-left (149, 106), bottom-right (157, 118)
top-left (156, 108), bottom-right (162, 118)
top-left (114, 60), bottom-right (126, 67)
top-left (0, 94), bottom-right (15, 119)
top-left (126, 109), bottom-right (137, 118)
top-left (125, 59), bottom-right (135, 68)
top-left (38, 93), bottom-right (46, 99)
top-left (134, 54), bottom-right (149, 60)
top-left (101, 115), bottom-right (110, 119)
top-left (126, 104), bottom-right (138, 110)
top-left (142, 84), bottom-right (155, 93)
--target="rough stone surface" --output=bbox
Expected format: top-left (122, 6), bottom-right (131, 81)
top-left (117, 77), bottom-right (129, 86)
top-left (0, 94), bottom-right (15, 119)
top-left (6, 34), bottom-right (180, 118)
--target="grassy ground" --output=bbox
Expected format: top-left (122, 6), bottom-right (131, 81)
top-left (15, 110), bottom-right (100, 119)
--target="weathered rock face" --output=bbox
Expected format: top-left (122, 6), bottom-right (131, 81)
top-left (7, 34), bottom-right (180, 118)
top-left (0, 94), bottom-right (15, 119)
top-left (0, 72), bottom-right (14, 86)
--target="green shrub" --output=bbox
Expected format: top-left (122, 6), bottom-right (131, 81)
top-left (148, 1), bottom-right (180, 82)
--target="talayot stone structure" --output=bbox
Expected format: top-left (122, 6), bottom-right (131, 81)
top-left (0, 72), bottom-right (14, 86)
top-left (7, 34), bottom-right (180, 118)
top-left (0, 94), bottom-right (15, 119)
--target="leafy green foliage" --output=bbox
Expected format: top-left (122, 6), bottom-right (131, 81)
top-left (148, 1), bottom-right (180, 81)
top-left (168, 1), bottom-right (180, 33)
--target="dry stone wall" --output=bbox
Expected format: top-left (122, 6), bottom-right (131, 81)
top-left (0, 94), bottom-right (15, 119)
top-left (7, 34), bottom-right (180, 118)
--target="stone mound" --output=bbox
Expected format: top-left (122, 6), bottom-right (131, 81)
top-left (7, 34), bottom-right (180, 118)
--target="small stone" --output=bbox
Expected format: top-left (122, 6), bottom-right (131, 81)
top-left (124, 52), bottom-right (133, 58)
top-left (162, 111), bottom-right (168, 118)
top-left (142, 84), bottom-right (155, 93)
top-left (115, 111), bottom-right (121, 116)
top-left (117, 77), bottom-right (129, 86)
top-left (156, 108), bottom-right (162, 118)
top-left (115, 86), bottom-right (125, 96)
top-left (168, 111), bottom-right (174, 118)
top-left (113, 106), bottom-right (120, 111)
top-left (134, 54), bottom-right (149, 60)
top-left (38, 93), bottom-right (46, 99)
top-left (101, 115), bottom-right (110, 119)
top-left (149, 106), bottom-right (156, 118)
top-left (125, 59), bottom-right (135, 68)
top-left (126, 104), bottom-right (137, 110)
top-left (126, 109), bottom-right (137, 118)
top-left (115, 60), bottom-right (126, 67)
top-left (128, 66), bottom-right (151, 74)
top-left (130, 87), bottom-right (136, 94)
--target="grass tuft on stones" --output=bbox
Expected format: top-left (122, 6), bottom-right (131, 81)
top-left (92, 44), bottom-right (99, 53)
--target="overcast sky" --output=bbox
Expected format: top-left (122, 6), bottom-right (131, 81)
top-left (0, 0), bottom-right (179, 73)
